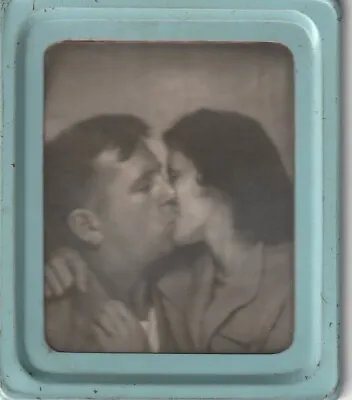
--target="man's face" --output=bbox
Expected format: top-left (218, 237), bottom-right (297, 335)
top-left (96, 141), bottom-right (177, 270)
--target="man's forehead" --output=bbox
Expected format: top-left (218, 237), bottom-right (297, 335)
top-left (127, 141), bottom-right (160, 171)
top-left (133, 141), bottom-right (160, 165)
top-left (94, 147), bottom-right (121, 167)
top-left (95, 141), bottom-right (160, 179)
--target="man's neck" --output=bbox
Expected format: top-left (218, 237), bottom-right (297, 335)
top-left (85, 249), bottom-right (145, 316)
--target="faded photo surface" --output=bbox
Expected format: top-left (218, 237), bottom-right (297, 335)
top-left (44, 42), bottom-right (294, 353)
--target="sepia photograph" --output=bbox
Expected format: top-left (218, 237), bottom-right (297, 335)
top-left (44, 42), bottom-right (294, 354)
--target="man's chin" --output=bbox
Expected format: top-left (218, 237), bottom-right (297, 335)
top-left (153, 232), bottom-right (176, 257)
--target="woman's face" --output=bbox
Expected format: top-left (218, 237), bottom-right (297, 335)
top-left (167, 150), bottom-right (212, 245)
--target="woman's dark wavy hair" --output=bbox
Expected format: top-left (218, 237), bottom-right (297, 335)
top-left (163, 108), bottom-right (293, 245)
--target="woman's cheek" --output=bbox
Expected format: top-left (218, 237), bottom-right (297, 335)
top-left (176, 178), bottom-right (201, 215)
top-left (174, 181), bottom-right (186, 209)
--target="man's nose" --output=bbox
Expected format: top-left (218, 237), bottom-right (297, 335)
top-left (158, 178), bottom-right (177, 206)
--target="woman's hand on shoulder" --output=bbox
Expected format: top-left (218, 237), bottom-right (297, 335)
top-left (45, 248), bottom-right (88, 299)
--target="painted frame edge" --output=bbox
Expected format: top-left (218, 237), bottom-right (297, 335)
top-left (16, 8), bottom-right (323, 391)
top-left (0, 0), bottom-right (341, 399)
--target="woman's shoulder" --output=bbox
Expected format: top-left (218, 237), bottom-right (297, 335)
top-left (264, 241), bottom-right (293, 264)
top-left (262, 241), bottom-right (294, 283)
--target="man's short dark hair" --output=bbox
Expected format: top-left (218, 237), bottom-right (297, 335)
top-left (164, 108), bottom-right (293, 245)
top-left (44, 114), bottom-right (148, 258)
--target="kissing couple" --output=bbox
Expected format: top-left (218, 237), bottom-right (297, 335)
top-left (44, 108), bottom-right (293, 354)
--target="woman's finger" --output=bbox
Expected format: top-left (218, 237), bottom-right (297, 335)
top-left (104, 302), bottom-right (131, 336)
top-left (106, 301), bottom-right (135, 324)
top-left (51, 255), bottom-right (73, 290)
top-left (45, 267), bottom-right (64, 296)
top-left (99, 312), bottom-right (120, 337)
top-left (44, 274), bottom-right (53, 299)
top-left (66, 249), bottom-right (88, 293)
top-left (92, 324), bottom-right (110, 346)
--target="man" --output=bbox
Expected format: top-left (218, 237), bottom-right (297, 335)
top-left (44, 114), bottom-right (176, 352)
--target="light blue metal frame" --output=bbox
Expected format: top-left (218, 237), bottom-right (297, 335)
top-left (0, 0), bottom-right (340, 399)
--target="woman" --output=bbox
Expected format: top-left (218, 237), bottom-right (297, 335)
top-left (151, 108), bottom-right (294, 354)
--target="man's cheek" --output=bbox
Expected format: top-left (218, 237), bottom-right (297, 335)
top-left (129, 196), bottom-right (160, 222)
top-left (130, 192), bottom-right (152, 205)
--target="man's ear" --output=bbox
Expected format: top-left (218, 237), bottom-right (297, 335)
top-left (67, 209), bottom-right (103, 246)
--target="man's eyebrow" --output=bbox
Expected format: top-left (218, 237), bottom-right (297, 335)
top-left (136, 169), bottom-right (155, 182)
top-left (146, 159), bottom-right (162, 173)
top-left (129, 162), bottom-right (161, 190)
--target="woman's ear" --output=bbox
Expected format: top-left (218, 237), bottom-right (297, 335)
top-left (67, 209), bottom-right (103, 246)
